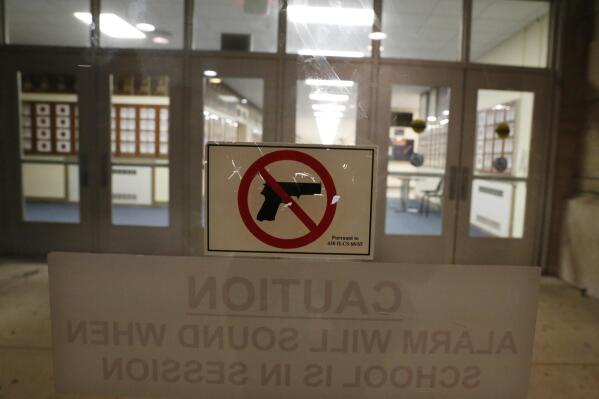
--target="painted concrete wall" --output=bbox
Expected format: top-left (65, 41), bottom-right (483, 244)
top-left (557, 0), bottom-right (599, 298)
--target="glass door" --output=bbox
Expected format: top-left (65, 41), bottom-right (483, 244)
top-left (3, 52), bottom-right (95, 253)
top-left (454, 70), bottom-right (551, 265)
top-left (96, 54), bottom-right (185, 254)
top-left (188, 56), bottom-right (279, 254)
top-left (374, 64), bottom-right (464, 263)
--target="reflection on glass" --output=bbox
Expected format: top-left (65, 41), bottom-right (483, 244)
top-left (6, 0), bottom-right (91, 47)
top-left (97, 0), bottom-right (184, 49)
top-left (110, 74), bottom-right (170, 226)
top-left (18, 73), bottom-right (81, 223)
top-left (194, 0), bottom-right (278, 52)
top-left (471, 0), bottom-right (550, 67)
top-left (385, 85), bottom-right (450, 236)
top-left (203, 77), bottom-right (264, 143)
top-left (201, 77), bottom-right (264, 226)
top-left (286, 0), bottom-right (373, 58)
top-left (295, 79), bottom-right (358, 145)
top-left (381, 0), bottom-right (463, 61)
top-left (469, 89), bottom-right (534, 238)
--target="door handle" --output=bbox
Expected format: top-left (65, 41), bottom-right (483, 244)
top-left (101, 152), bottom-right (109, 188)
top-left (79, 153), bottom-right (88, 188)
top-left (460, 166), bottom-right (470, 201)
top-left (448, 166), bottom-right (458, 200)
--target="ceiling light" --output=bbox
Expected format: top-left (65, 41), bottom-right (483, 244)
top-left (136, 22), bottom-right (155, 32)
top-left (309, 93), bottom-right (349, 102)
top-left (298, 49), bottom-right (365, 58)
top-left (219, 94), bottom-right (239, 103)
top-left (369, 31), bottom-right (387, 40)
top-left (74, 12), bottom-right (145, 39)
top-left (203, 70), bottom-right (218, 77)
top-left (442, 110), bottom-right (450, 116)
top-left (240, 98), bottom-right (248, 104)
top-left (492, 104), bottom-right (510, 110)
top-left (208, 77), bottom-right (222, 84)
top-left (427, 116), bottom-right (437, 122)
top-left (288, 6), bottom-right (375, 26)
top-left (440, 119), bottom-right (449, 125)
top-left (152, 36), bottom-right (169, 44)
top-left (312, 103), bottom-right (346, 112)
top-left (305, 79), bottom-right (355, 88)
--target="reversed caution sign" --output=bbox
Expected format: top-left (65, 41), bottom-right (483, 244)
top-left (206, 143), bottom-right (376, 258)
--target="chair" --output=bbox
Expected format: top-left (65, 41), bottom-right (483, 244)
top-left (419, 178), bottom-right (443, 217)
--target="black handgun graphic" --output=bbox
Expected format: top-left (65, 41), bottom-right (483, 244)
top-left (257, 182), bottom-right (321, 221)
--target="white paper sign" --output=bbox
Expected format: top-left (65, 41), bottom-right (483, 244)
top-left (205, 143), bottom-right (376, 258)
top-left (49, 252), bottom-right (540, 399)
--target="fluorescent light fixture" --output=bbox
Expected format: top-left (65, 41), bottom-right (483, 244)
top-left (442, 109), bottom-right (450, 116)
top-left (492, 104), bottom-right (511, 110)
top-left (427, 116), bottom-right (437, 122)
top-left (369, 31), bottom-right (387, 40)
top-left (218, 94), bottom-right (239, 103)
top-left (240, 98), bottom-right (248, 104)
top-left (312, 103), bottom-right (346, 112)
top-left (305, 79), bottom-right (354, 88)
top-left (298, 49), bottom-right (365, 58)
top-left (203, 70), bottom-right (218, 77)
top-left (288, 6), bottom-right (374, 26)
top-left (136, 22), bottom-right (155, 32)
top-left (74, 12), bottom-right (145, 39)
top-left (314, 111), bottom-right (343, 118)
top-left (208, 77), bottom-right (222, 84)
top-left (152, 36), bottom-right (169, 44)
top-left (440, 118), bottom-right (449, 125)
top-left (309, 93), bottom-right (349, 102)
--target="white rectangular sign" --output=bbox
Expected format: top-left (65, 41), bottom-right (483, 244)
top-left (205, 143), bottom-right (376, 258)
top-left (49, 252), bottom-right (540, 399)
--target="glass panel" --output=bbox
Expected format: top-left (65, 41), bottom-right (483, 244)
top-left (99, 0), bottom-right (184, 49)
top-left (381, 0), bottom-right (463, 61)
top-left (6, 0), bottom-right (90, 47)
top-left (193, 0), bottom-right (278, 53)
top-left (18, 73), bottom-right (81, 223)
top-left (471, 0), bottom-right (550, 68)
top-left (295, 79), bottom-right (359, 145)
top-left (110, 74), bottom-right (171, 226)
top-left (286, 0), bottom-right (373, 58)
top-left (469, 89), bottom-right (534, 238)
top-left (385, 85), bottom-right (451, 236)
top-left (203, 77), bottom-right (264, 143)
top-left (201, 77), bottom-right (264, 226)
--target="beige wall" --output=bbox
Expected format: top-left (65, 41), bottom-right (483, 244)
top-left (477, 14), bottom-right (550, 68)
top-left (557, 1), bottom-right (599, 298)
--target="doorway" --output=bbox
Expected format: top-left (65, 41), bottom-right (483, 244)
top-left (374, 64), bottom-right (551, 265)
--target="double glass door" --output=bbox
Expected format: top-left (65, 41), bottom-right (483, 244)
top-left (375, 64), bottom-right (550, 265)
top-left (3, 52), bottom-right (184, 255)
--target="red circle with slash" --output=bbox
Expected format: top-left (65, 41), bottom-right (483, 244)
top-left (238, 150), bottom-right (337, 249)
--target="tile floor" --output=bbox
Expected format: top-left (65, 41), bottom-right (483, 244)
top-left (0, 259), bottom-right (598, 399)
